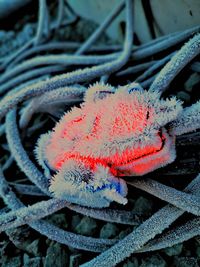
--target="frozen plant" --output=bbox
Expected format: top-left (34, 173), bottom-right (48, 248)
top-left (0, 0), bottom-right (200, 266)
top-left (35, 82), bottom-right (183, 207)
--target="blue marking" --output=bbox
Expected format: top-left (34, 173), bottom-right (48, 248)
top-left (128, 86), bottom-right (143, 93)
top-left (86, 180), bottom-right (121, 194)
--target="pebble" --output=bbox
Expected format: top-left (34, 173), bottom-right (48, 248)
top-left (122, 258), bottom-right (139, 267)
top-left (26, 239), bottom-right (41, 256)
top-left (99, 222), bottom-right (119, 239)
top-left (176, 91), bottom-right (190, 103)
top-left (196, 246), bottom-right (200, 258)
top-left (173, 256), bottom-right (199, 267)
top-left (5, 227), bottom-right (39, 255)
top-left (164, 243), bottom-right (183, 256)
top-left (46, 213), bottom-right (68, 229)
top-left (118, 227), bottom-right (133, 239)
top-left (71, 214), bottom-right (82, 230)
top-left (44, 242), bottom-right (69, 267)
top-left (23, 254), bottom-right (41, 267)
top-left (184, 73), bottom-right (200, 92)
top-left (140, 254), bottom-right (167, 267)
top-left (2, 256), bottom-right (21, 267)
top-left (75, 216), bottom-right (97, 236)
top-left (69, 254), bottom-right (82, 267)
top-left (133, 196), bottom-right (153, 215)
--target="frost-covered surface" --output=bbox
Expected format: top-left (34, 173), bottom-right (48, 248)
top-left (35, 82), bottom-right (183, 207)
top-left (0, 0), bottom-right (200, 266)
top-left (171, 100), bottom-right (200, 136)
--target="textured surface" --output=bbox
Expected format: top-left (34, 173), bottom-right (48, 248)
top-left (0, 0), bottom-right (200, 266)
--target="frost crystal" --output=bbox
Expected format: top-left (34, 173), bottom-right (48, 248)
top-left (35, 82), bottom-right (183, 207)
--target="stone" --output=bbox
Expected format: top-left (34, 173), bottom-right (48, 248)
top-left (23, 254), bottom-right (41, 267)
top-left (176, 91), bottom-right (190, 103)
top-left (100, 223), bottom-right (119, 239)
top-left (75, 217), bottom-right (97, 236)
top-left (133, 196), bottom-right (153, 215)
top-left (122, 258), bottom-right (139, 267)
top-left (46, 213), bottom-right (68, 229)
top-left (69, 254), bottom-right (82, 267)
top-left (26, 239), bottom-right (41, 256)
top-left (164, 243), bottom-right (183, 256)
top-left (173, 256), bottom-right (198, 267)
top-left (2, 256), bottom-right (21, 267)
top-left (44, 242), bottom-right (68, 267)
top-left (140, 254), bottom-right (167, 267)
top-left (184, 73), bottom-right (200, 92)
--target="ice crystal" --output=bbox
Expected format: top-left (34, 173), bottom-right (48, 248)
top-left (1, 0), bottom-right (200, 265)
top-left (35, 82), bottom-right (182, 206)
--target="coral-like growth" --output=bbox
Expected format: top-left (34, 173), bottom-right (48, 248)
top-left (35, 82), bottom-right (182, 207)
